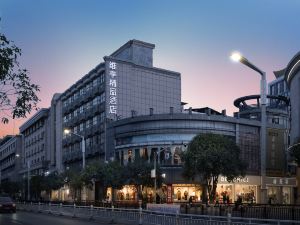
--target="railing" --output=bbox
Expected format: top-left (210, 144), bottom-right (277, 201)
top-left (183, 203), bottom-right (300, 221)
top-left (17, 202), bottom-right (300, 225)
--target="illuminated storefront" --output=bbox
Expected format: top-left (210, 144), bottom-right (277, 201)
top-left (171, 184), bottom-right (202, 202)
top-left (115, 185), bottom-right (137, 201)
top-left (216, 176), bottom-right (260, 203)
top-left (265, 177), bottom-right (297, 204)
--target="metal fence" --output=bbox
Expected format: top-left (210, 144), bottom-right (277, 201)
top-left (17, 202), bottom-right (300, 225)
top-left (183, 204), bottom-right (300, 221)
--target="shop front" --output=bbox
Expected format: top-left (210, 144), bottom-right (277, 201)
top-left (217, 175), bottom-right (260, 203)
top-left (166, 184), bottom-right (202, 203)
top-left (265, 177), bottom-right (297, 204)
top-left (105, 185), bottom-right (138, 202)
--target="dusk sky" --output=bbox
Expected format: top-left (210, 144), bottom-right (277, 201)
top-left (0, 0), bottom-right (300, 138)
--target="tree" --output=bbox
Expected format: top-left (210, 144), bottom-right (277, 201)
top-left (81, 162), bottom-right (101, 190)
top-left (101, 161), bottom-right (126, 201)
top-left (62, 169), bottom-right (84, 201)
top-left (0, 23), bottom-right (40, 123)
top-left (183, 133), bottom-right (247, 203)
top-left (30, 175), bottom-right (44, 200)
top-left (290, 140), bottom-right (300, 166)
top-left (125, 158), bottom-right (163, 202)
top-left (43, 172), bottom-right (64, 199)
top-left (0, 180), bottom-right (22, 199)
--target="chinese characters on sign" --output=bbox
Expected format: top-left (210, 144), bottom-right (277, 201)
top-left (272, 178), bottom-right (289, 185)
top-left (108, 61), bottom-right (117, 114)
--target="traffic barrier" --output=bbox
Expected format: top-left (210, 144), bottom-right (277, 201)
top-left (16, 202), bottom-right (300, 225)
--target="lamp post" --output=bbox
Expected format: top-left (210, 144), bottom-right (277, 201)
top-left (231, 52), bottom-right (267, 204)
top-left (16, 153), bottom-right (30, 201)
top-left (64, 129), bottom-right (86, 169)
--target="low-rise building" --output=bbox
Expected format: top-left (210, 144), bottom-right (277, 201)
top-left (0, 135), bottom-right (22, 183)
top-left (19, 109), bottom-right (51, 177)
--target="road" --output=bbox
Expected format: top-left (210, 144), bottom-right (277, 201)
top-left (0, 211), bottom-right (128, 225)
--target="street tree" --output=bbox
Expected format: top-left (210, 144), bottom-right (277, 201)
top-left (81, 162), bottom-right (102, 190)
top-left (0, 23), bottom-right (40, 123)
top-left (183, 133), bottom-right (247, 203)
top-left (125, 158), bottom-right (163, 202)
top-left (290, 139), bottom-right (300, 166)
top-left (101, 161), bottom-right (125, 202)
top-left (0, 180), bottom-right (22, 198)
top-left (63, 169), bottom-right (84, 201)
top-left (43, 172), bottom-right (64, 199)
top-left (30, 175), bottom-right (44, 200)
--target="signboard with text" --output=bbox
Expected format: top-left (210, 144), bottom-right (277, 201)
top-left (107, 61), bottom-right (118, 117)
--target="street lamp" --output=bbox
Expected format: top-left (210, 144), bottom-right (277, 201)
top-left (16, 153), bottom-right (30, 201)
top-left (64, 129), bottom-right (86, 169)
top-left (231, 52), bottom-right (267, 204)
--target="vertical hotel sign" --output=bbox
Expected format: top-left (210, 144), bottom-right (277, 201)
top-left (108, 61), bottom-right (117, 115)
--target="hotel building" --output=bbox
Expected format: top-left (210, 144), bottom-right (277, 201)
top-left (60, 40), bottom-right (181, 170)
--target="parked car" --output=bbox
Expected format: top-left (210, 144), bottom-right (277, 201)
top-left (0, 197), bottom-right (16, 213)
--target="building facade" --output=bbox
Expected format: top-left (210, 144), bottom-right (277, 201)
top-left (269, 69), bottom-right (289, 98)
top-left (61, 40), bottom-right (181, 170)
top-left (284, 51), bottom-right (300, 203)
top-left (284, 52), bottom-right (300, 145)
top-left (19, 109), bottom-right (51, 177)
top-left (49, 93), bottom-right (63, 173)
top-left (107, 109), bottom-right (296, 204)
top-left (0, 135), bottom-right (22, 183)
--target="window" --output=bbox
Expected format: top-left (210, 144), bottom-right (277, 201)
top-left (74, 126), bottom-right (78, 134)
top-left (80, 106), bottom-right (84, 113)
top-left (93, 78), bottom-right (99, 87)
top-left (80, 123), bottom-right (83, 132)
top-left (86, 101), bottom-right (91, 110)
top-left (100, 112), bottom-right (105, 123)
top-left (93, 116), bottom-right (97, 125)
top-left (279, 82), bottom-right (284, 94)
top-left (100, 133), bottom-right (105, 143)
top-left (100, 92), bottom-right (105, 103)
top-left (74, 109), bottom-right (77, 117)
top-left (86, 138), bottom-right (91, 147)
top-left (100, 73), bottom-right (105, 84)
top-left (80, 88), bottom-right (85, 96)
top-left (93, 97), bottom-right (98, 106)
top-left (68, 96), bottom-right (73, 104)
top-left (86, 83), bottom-right (92, 92)
top-left (272, 118), bottom-right (279, 124)
top-left (86, 120), bottom-right (90, 129)
top-left (74, 92), bottom-right (79, 100)
top-left (63, 116), bottom-right (67, 123)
